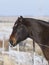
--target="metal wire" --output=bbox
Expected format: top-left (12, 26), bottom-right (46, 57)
top-left (38, 43), bottom-right (49, 48)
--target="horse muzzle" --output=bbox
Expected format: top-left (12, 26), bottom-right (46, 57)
top-left (9, 36), bottom-right (17, 46)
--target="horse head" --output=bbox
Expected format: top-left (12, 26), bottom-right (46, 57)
top-left (9, 16), bottom-right (29, 46)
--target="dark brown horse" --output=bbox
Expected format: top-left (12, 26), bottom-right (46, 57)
top-left (9, 16), bottom-right (49, 61)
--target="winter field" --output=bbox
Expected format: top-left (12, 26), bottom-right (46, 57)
top-left (0, 16), bottom-right (49, 65)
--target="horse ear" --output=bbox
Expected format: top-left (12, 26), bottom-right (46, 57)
top-left (19, 16), bottom-right (23, 22)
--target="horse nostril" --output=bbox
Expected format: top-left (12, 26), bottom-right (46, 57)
top-left (9, 40), bottom-right (13, 45)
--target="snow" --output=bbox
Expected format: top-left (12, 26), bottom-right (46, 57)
top-left (9, 50), bottom-right (33, 65)
top-left (34, 53), bottom-right (48, 65)
top-left (2, 50), bottom-right (48, 65)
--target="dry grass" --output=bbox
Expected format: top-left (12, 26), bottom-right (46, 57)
top-left (0, 54), bottom-right (18, 65)
top-left (3, 55), bottom-right (17, 65)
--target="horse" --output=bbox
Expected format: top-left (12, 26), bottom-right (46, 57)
top-left (9, 16), bottom-right (49, 62)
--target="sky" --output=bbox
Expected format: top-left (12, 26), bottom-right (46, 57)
top-left (0, 0), bottom-right (49, 16)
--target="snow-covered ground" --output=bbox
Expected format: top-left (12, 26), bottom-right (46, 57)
top-left (9, 50), bottom-right (33, 65)
top-left (9, 51), bottom-right (48, 65)
top-left (2, 50), bottom-right (48, 65)
top-left (34, 53), bottom-right (48, 65)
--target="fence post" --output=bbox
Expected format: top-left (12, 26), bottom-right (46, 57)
top-left (33, 40), bottom-right (35, 65)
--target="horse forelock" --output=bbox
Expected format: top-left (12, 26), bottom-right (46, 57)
top-left (14, 16), bottom-right (24, 26)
